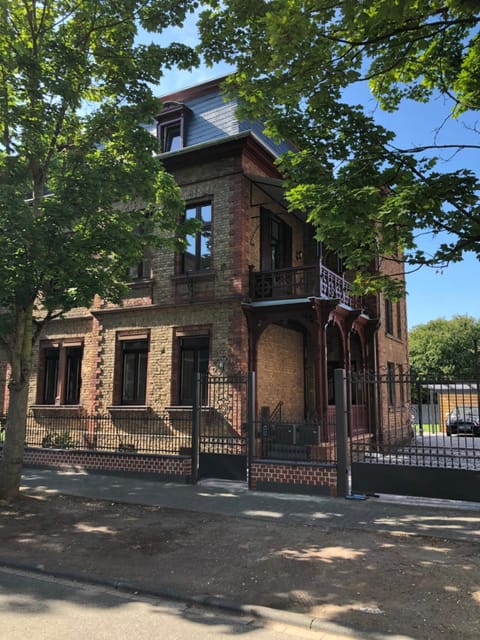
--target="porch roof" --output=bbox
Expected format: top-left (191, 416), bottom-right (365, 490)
top-left (245, 174), bottom-right (305, 221)
top-left (242, 297), bottom-right (311, 309)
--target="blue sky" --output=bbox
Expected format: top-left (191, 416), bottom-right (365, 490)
top-left (145, 15), bottom-right (480, 331)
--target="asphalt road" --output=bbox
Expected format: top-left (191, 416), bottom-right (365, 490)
top-left (0, 566), bottom-right (348, 640)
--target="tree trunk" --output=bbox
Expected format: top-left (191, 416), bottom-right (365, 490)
top-left (0, 305), bottom-right (33, 501)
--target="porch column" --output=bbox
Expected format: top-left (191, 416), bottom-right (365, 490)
top-left (365, 319), bottom-right (381, 440)
top-left (311, 298), bottom-right (337, 441)
top-left (241, 305), bottom-right (266, 420)
top-left (344, 310), bottom-right (362, 436)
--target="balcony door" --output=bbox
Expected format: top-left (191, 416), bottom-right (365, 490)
top-left (260, 208), bottom-right (292, 272)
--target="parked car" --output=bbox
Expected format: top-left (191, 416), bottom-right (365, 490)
top-left (445, 406), bottom-right (480, 436)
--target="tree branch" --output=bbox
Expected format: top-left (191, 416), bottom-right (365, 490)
top-left (389, 143), bottom-right (480, 154)
top-left (317, 15), bottom-right (479, 49)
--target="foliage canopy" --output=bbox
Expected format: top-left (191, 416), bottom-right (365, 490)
top-left (199, 0), bottom-right (480, 294)
top-left (1, 0), bottom-right (199, 330)
top-left (0, 0), bottom-right (199, 499)
top-left (409, 315), bottom-right (480, 379)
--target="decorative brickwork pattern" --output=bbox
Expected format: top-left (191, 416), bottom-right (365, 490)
top-left (22, 448), bottom-right (192, 480)
top-left (250, 460), bottom-right (337, 496)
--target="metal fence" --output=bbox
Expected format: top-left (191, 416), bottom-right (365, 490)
top-left (25, 412), bottom-right (193, 456)
top-left (258, 418), bottom-right (337, 464)
top-left (351, 374), bottom-right (480, 471)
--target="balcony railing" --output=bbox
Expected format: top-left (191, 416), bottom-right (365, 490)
top-left (318, 263), bottom-right (362, 308)
top-left (249, 263), bottom-right (362, 308)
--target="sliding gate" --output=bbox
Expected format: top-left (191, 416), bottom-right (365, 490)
top-left (193, 373), bottom-right (251, 482)
top-left (348, 372), bottom-right (480, 502)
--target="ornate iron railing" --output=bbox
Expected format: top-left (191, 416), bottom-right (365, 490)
top-left (318, 263), bottom-right (362, 308)
top-left (249, 264), bottom-right (317, 300)
top-left (249, 263), bottom-right (362, 308)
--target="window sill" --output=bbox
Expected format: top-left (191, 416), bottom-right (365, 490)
top-left (385, 332), bottom-right (403, 343)
top-left (171, 271), bottom-right (215, 284)
top-left (165, 406), bottom-right (215, 412)
top-left (107, 405), bottom-right (152, 413)
top-left (127, 278), bottom-right (154, 288)
top-left (30, 405), bottom-right (84, 415)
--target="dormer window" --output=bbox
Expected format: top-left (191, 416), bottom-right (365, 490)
top-left (156, 101), bottom-right (191, 153)
top-left (161, 121), bottom-right (182, 152)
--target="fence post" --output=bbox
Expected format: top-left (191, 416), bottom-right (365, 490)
top-left (416, 376), bottom-right (423, 436)
top-left (335, 368), bottom-right (349, 497)
top-left (191, 373), bottom-right (201, 484)
top-left (247, 371), bottom-right (256, 490)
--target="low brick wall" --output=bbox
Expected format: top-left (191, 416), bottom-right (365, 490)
top-left (250, 459), bottom-right (338, 496)
top-left (23, 448), bottom-right (192, 482)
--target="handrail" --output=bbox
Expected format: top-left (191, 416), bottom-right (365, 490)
top-left (269, 400), bottom-right (283, 422)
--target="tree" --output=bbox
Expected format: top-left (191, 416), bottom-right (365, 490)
top-left (0, 0), bottom-right (200, 501)
top-left (409, 316), bottom-right (480, 378)
top-left (198, 1), bottom-right (480, 295)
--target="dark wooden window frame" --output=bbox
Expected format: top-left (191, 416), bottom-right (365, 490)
top-left (171, 327), bottom-right (211, 406)
top-left (180, 201), bottom-right (213, 274)
top-left (387, 361), bottom-right (396, 406)
top-left (128, 256), bottom-right (152, 282)
top-left (113, 331), bottom-right (150, 406)
top-left (396, 301), bottom-right (402, 339)
top-left (260, 207), bottom-right (292, 272)
top-left (156, 102), bottom-right (191, 153)
top-left (159, 118), bottom-right (183, 153)
top-left (385, 298), bottom-right (394, 335)
top-left (37, 339), bottom-right (83, 406)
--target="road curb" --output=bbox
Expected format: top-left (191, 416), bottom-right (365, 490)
top-left (0, 558), bottom-right (414, 640)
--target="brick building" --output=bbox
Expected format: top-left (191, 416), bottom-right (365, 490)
top-left (1, 76), bottom-right (410, 487)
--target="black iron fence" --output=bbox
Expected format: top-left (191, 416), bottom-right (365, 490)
top-left (24, 412), bottom-right (193, 456)
top-left (350, 373), bottom-right (480, 471)
top-left (258, 419), bottom-right (337, 464)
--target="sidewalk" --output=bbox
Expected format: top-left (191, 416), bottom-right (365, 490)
top-left (20, 466), bottom-right (480, 542)
top-left (1, 466), bottom-right (479, 639)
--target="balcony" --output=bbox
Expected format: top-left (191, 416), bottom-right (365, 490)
top-left (249, 263), bottom-right (362, 308)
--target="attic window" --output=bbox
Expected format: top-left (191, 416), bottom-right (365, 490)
top-left (156, 102), bottom-right (191, 153)
top-left (161, 122), bottom-right (182, 152)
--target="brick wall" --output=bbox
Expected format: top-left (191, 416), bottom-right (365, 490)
top-left (376, 256), bottom-right (409, 372)
top-left (22, 448), bottom-right (192, 481)
top-left (250, 460), bottom-right (337, 496)
top-left (95, 303), bottom-right (243, 412)
top-left (257, 324), bottom-right (305, 420)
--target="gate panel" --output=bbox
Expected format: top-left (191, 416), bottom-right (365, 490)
top-left (349, 373), bottom-right (480, 502)
top-left (198, 374), bottom-right (247, 481)
top-left (352, 463), bottom-right (480, 502)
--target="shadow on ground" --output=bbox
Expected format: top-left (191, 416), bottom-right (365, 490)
top-left (1, 493), bottom-right (479, 639)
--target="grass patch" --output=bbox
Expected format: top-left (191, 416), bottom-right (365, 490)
top-left (413, 423), bottom-right (443, 434)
